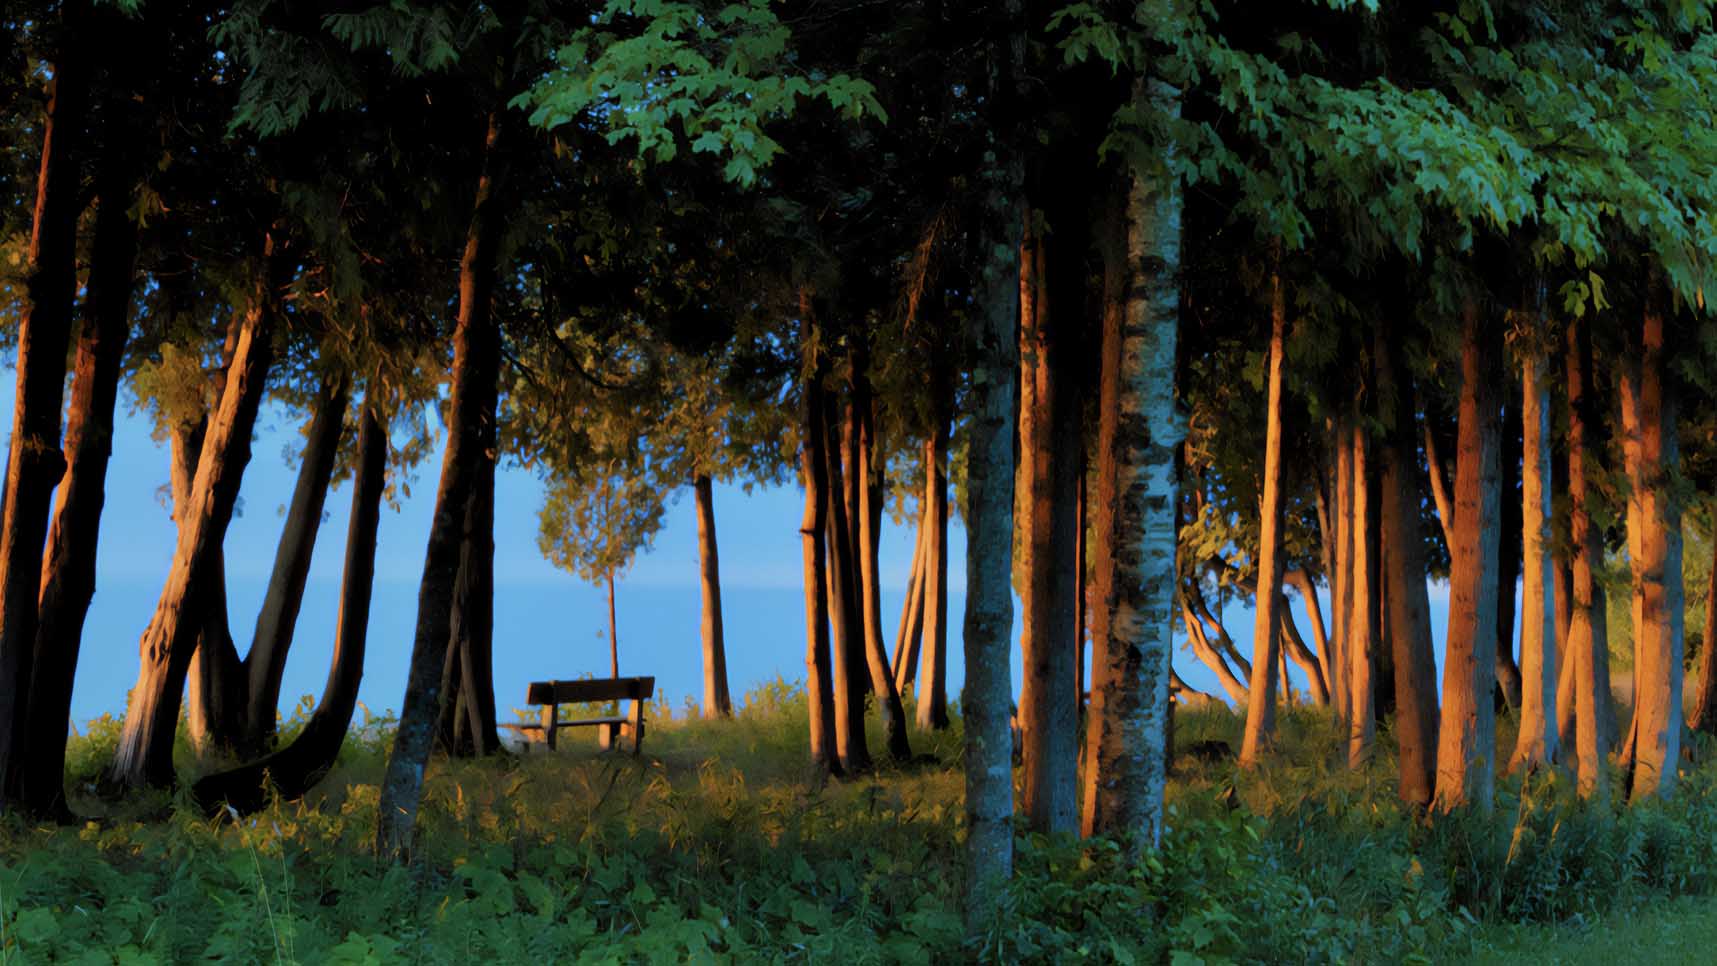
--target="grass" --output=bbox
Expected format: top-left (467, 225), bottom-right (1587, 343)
top-left (5, 684), bottom-right (1717, 962)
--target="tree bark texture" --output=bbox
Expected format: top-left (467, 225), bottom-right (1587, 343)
top-left (798, 316), bottom-right (839, 775)
top-left (243, 374), bottom-right (349, 754)
top-left (0, 10), bottom-right (91, 809)
top-left (1510, 346), bottom-right (1558, 773)
top-left (822, 396), bottom-right (873, 774)
top-left (1619, 284), bottom-right (1683, 803)
top-left (377, 110), bottom-right (511, 858)
top-left (1433, 304), bottom-right (1502, 813)
top-left (18, 151), bottom-right (138, 815)
top-left (1079, 97), bottom-right (1182, 854)
top-left (694, 475), bottom-right (732, 718)
top-left (852, 370), bottom-right (912, 762)
top-left (111, 238), bottom-right (281, 788)
top-left (1017, 210), bottom-right (1080, 831)
top-left (1565, 313), bottom-right (1612, 800)
top-left (1240, 263), bottom-right (1289, 766)
top-left (916, 398), bottom-right (952, 731)
top-left (193, 401), bottom-right (386, 814)
top-left (892, 511), bottom-right (928, 694)
top-left (1347, 418), bottom-right (1378, 767)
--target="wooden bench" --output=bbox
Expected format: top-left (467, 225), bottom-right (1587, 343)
top-left (498, 676), bottom-right (655, 755)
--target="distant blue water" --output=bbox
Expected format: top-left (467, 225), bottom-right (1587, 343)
top-left (14, 368), bottom-right (1479, 731)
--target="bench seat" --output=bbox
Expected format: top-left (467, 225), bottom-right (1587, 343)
top-left (501, 677), bottom-right (654, 754)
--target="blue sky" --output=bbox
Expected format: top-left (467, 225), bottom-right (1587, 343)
top-left (0, 367), bottom-right (1458, 732)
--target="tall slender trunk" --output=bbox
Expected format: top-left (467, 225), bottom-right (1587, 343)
top-left (1347, 419), bottom-right (1377, 767)
top-left (916, 394), bottom-right (952, 732)
top-left (853, 367), bottom-right (912, 761)
top-left (1689, 520), bottom-right (1717, 735)
top-left (377, 108), bottom-right (512, 858)
top-left (242, 374), bottom-right (349, 754)
top-left (823, 395), bottom-right (872, 774)
top-left (0, 6), bottom-right (91, 809)
top-left (892, 512), bottom-right (927, 693)
top-left (1079, 93), bottom-right (1182, 853)
top-left (1565, 313), bottom-right (1610, 799)
top-left (18, 150), bottom-right (137, 815)
top-left (1434, 303), bottom-right (1502, 813)
top-left (193, 401), bottom-right (387, 813)
top-left (693, 474), bottom-right (731, 718)
top-left (1423, 418), bottom-right (1457, 553)
top-left (1278, 598), bottom-right (1328, 706)
top-left (962, 78), bottom-right (1024, 933)
top-left (111, 236), bottom-right (281, 788)
top-left (1377, 336), bottom-right (1439, 807)
top-left (1495, 403), bottom-right (1525, 714)
top-left (607, 570), bottom-right (618, 677)
top-left (1510, 343), bottom-right (1558, 772)
top-left (1240, 261), bottom-right (1289, 766)
top-left (1620, 282), bottom-right (1683, 802)
top-left (798, 314), bottom-right (839, 775)
top-left (1330, 416), bottom-right (1353, 733)
top-left (1286, 568), bottom-right (1332, 700)
top-left (1018, 210), bottom-right (1080, 831)
top-left (1075, 454), bottom-right (1088, 706)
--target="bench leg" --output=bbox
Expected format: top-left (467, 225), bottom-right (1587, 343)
top-left (629, 702), bottom-right (645, 755)
top-left (598, 721), bottom-right (617, 751)
top-left (542, 703), bottom-right (558, 751)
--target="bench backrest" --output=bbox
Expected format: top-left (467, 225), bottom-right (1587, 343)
top-left (526, 677), bottom-right (655, 706)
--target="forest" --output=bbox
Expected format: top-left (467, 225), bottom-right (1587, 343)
top-left (5, 0), bottom-right (1717, 961)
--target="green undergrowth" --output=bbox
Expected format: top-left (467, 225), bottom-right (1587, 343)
top-left (7, 690), bottom-right (1717, 963)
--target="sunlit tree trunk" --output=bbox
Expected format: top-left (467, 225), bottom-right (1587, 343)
top-left (1619, 282), bottom-right (1683, 802)
top-left (1494, 401), bottom-right (1525, 715)
top-left (1286, 568), bottom-right (1332, 703)
top-left (823, 396), bottom-right (873, 774)
top-left (1018, 211), bottom-right (1079, 830)
top-left (112, 236), bottom-right (281, 788)
top-left (193, 401), bottom-right (386, 814)
top-left (916, 390), bottom-right (952, 732)
top-left (242, 374), bottom-right (349, 754)
top-left (798, 314), bottom-right (839, 775)
top-left (1240, 261), bottom-right (1289, 766)
top-left (1347, 419), bottom-right (1377, 767)
top-left (18, 152), bottom-right (138, 816)
top-left (1688, 524), bottom-right (1717, 736)
top-left (853, 370), bottom-right (911, 762)
top-left (1565, 313), bottom-right (1610, 799)
top-left (0, 9), bottom-right (91, 809)
top-left (1079, 85), bottom-right (1182, 853)
top-left (378, 109), bottom-right (512, 858)
top-left (693, 474), bottom-right (732, 718)
top-left (1278, 599), bottom-right (1328, 706)
top-left (1330, 417), bottom-right (1353, 733)
top-left (1510, 342), bottom-right (1558, 773)
top-left (1434, 303), bottom-right (1502, 813)
top-left (892, 512), bottom-right (927, 694)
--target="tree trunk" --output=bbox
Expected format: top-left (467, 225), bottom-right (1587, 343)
top-left (1079, 95), bottom-right (1182, 853)
top-left (1689, 513), bottom-right (1717, 735)
top-left (1433, 303), bottom-right (1502, 813)
top-left (798, 313), bottom-right (839, 775)
top-left (1619, 282), bottom-right (1683, 802)
top-left (853, 367), bottom-right (912, 761)
top-left (1565, 313), bottom-right (1610, 799)
top-left (242, 374), bottom-right (349, 754)
top-left (693, 474), bottom-right (732, 718)
top-left (606, 570), bottom-right (618, 677)
top-left (1330, 416), bottom-right (1353, 733)
top-left (193, 401), bottom-right (387, 814)
top-left (1347, 419), bottom-right (1377, 767)
top-left (452, 457), bottom-right (500, 755)
top-left (1278, 599), bottom-right (1328, 706)
top-left (1495, 402), bottom-right (1525, 714)
top-left (823, 395), bottom-right (873, 774)
top-left (916, 399), bottom-right (952, 731)
top-left (0, 9), bottom-right (91, 809)
top-left (377, 109), bottom-right (511, 858)
top-left (1423, 418), bottom-right (1457, 553)
top-left (1182, 597), bottom-right (1249, 705)
top-left (111, 236), bottom-right (281, 788)
top-left (892, 511), bottom-right (927, 694)
top-left (961, 50), bottom-right (1024, 931)
top-left (1286, 568), bottom-right (1332, 700)
top-left (18, 152), bottom-right (137, 816)
top-left (1187, 576), bottom-right (1252, 681)
top-left (1376, 337), bottom-right (1439, 808)
top-left (1510, 344), bottom-right (1558, 773)
top-left (1017, 210), bottom-right (1080, 831)
top-left (1240, 260), bottom-right (1289, 766)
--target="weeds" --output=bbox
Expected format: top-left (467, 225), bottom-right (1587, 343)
top-left (4, 691), bottom-right (1717, 962)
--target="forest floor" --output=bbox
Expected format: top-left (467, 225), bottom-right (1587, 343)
top-left (5, 685), bottom-right (1717, 962)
